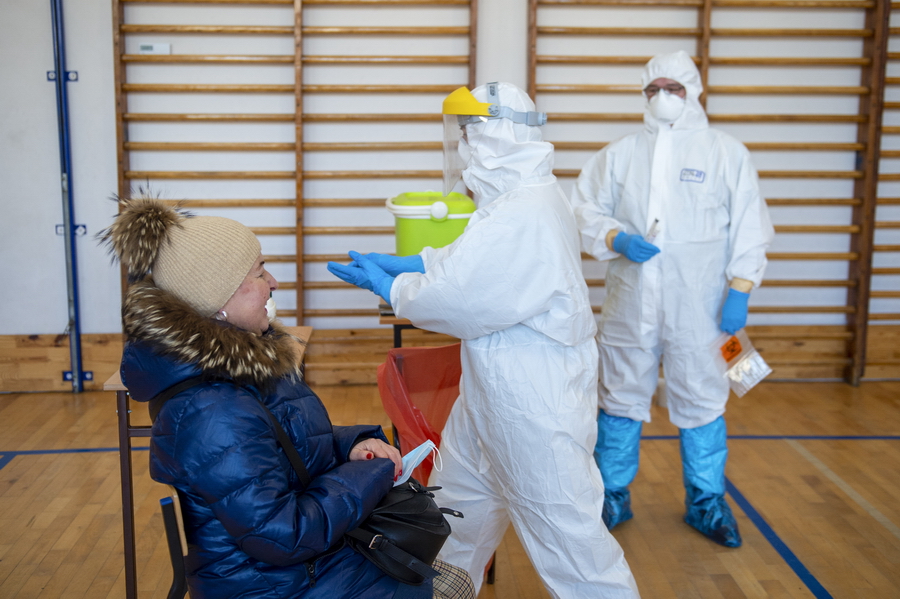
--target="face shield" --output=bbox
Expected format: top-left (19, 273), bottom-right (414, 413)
top-left (442, 113), bottom-right (487, 196)
top-left (441, 83), bottom-right (548, 196)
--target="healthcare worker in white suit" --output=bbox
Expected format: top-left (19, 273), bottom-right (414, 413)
top-left (328, 82), bottom-right (640, 599)
top-left (570, 51), bottom-right (774, 547)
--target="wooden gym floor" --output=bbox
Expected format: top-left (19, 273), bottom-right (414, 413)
top-left (1, 380), bottom-right (898, 598)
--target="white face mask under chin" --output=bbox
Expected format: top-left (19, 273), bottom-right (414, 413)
top-left (648, 90), bottom-right (686, 123)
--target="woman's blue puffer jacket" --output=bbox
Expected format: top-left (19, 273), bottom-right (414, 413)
top-left (120, 281), bottom-right (411, 599)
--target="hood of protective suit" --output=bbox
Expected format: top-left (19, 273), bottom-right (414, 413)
top-left (641, 50), bottom-right (708, 133)
top-left (461, 82), bottom-right (555, 207)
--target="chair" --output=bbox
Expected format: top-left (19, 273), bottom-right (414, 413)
top-left (377, 343), bottom-right (494, 584)
top-left (159, 485), bottom-right (189, 599)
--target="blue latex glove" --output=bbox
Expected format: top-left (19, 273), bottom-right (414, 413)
top-left (613, 231), bottom-right (660, 263)
top-left (719, 288), bottom-right (750, 334)
top-left (348, 251), bottom-right (424, 276)
top-left (327, 255), bottom-right (396, 306)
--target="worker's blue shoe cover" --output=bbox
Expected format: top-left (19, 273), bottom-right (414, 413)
top-left (602, 488), bottom-right (633, 530)
top-left (594, 411), bottom-right (642, 530)
top-left (680, 417), bottom-right (742, 547)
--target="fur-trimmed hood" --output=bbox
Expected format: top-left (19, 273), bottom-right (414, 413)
top-left (122, 279), bottom-right (302, 396)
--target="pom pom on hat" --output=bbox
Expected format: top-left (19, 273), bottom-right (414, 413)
top-left (100, 195), bottom-right (261, 317)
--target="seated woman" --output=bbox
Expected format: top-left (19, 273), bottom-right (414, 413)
top-left (100, 196), bottom-right (473, 599)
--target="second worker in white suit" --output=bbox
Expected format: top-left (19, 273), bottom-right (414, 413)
top-left (571, 51), bottom-right (774, 547)
top-left (329, 82), bottom-right (640, 598)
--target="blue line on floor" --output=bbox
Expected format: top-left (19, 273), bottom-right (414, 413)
top-left (0, 446), bottom-right (148, 470)
top-left (726, 477), bottom-right (833, 599)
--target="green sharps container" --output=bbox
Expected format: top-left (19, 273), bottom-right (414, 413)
top-left (386, 191), bottom-right (476, 256)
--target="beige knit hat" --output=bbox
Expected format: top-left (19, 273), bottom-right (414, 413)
top-left (100, 197), bottom-right (261, 317)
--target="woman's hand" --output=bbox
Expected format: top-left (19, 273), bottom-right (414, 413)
top-left (350, 438), bottom-right (403, 480)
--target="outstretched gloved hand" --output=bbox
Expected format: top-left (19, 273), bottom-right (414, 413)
top-left (349, 251), bottom-right (425, 276)
top-left (720, 288), bottom-right (750, 334)
top-left (327, 254), bottom-right (396, 306)
top-left (613, 231), bottom-right (660, 263)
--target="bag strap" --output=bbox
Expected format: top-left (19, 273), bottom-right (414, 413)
top-left (256, 401), bottom-right (312, 488)
top-left (149, 376), bottom-right (312, 488)
top-left (149, 376), bottom-right (209, 423)
top-left (345, 528), bottom-right (441, 581)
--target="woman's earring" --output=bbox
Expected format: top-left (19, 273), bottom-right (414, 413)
top-left (215, 310), bottom-right (227, 322)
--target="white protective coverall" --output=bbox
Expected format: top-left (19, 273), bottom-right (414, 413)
top-left (570, 51), bottom-right (774, 429)
top-left (391, 83), bottom-right (640, 598)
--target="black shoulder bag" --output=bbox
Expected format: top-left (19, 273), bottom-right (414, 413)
top-left (150, 378), bottom-right (462, 586)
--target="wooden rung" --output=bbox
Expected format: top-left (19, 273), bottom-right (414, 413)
top-left (543, 112), bottom-right (864, 123)
top-left (761, 279), bottom-right (855, 287)
top-left (123, 113), bottom-right (294, 122)
top-left (883, 102), bottom-right (900, 109)
top-left (553, 169), bottom-right (861, 178)
top-left (262, 254), bottom-right (297, 263)
top-left (304, 113), bottom-right (441, 122)
top-left (123, 84), bottom-right (294, 93)
top-left (538, 55), bottom-right (654, 65)
top-left (870, 313), bottom-right (900, 320)
top-left (873, 267), bottom-right (900, 275)
top-left (537, 27), bottom-right (701, 36)
top-left (276, 282), bottom-right (296, 290)
top-left (552, 141), bottom-right (609, 150)
top-left (756, 170), bottom-right (862, 179)
top-left (879, 174), bottom-right (900, 181)
top-left (744, 142), bottom-right (864, 151)
top-left (747, 327), bottom-right (852, 339)
top-left (126, 170), bottom-right (295, 179)
top-left (303, 26), bottom-right (469, 35)
top-left (706, 85), bottom-right (868, 95)
top-left (875, 221), bottom-right (900, 229)
top-left (304, 1), bottom-right (471, 4)
top-left (882, 126), bottom-right (900, 134)
top-left (304, 281), bottom-right (350, 290)
top-left (304, 198), bottom-right (388, 207)
top-left (538, 0), bottom-right (702, 5)
top-left (545, 113), bottom-right (642, 121)
top-left (709, 57), bottom-right (869, 66)
top-left (765, 198), bottom-right (861, 205)
top-left (767, 252), bottom-right (859, 260)
top-left (125, 142), bottom-right (296, 151)
top-left (584, 279), bottom-right (606, 287)
top-left (122, 0), bottom-right (293, 3)
top-left (874, 244), bottom-right (900, 252)
top-left (122, 54), bottom-right (294, 64)
top-left (304, 309), bottom-right (381, 318)
top-left (304, 226), bottom-right (394, 235)
top-left (714, 1), bottom-right (874, 7)
top-left (120, 24), bottom-right (294, 35)
top-left (304, 169), bottom-right (441, 179)
top-left (749, 306), bottom-right (855, 313)
top-left (249, 227), bottom-right (296, 235)
top-left (161, 199), bottom-right (296, 207)
top-left (303, 142), bottom-right (441, 151)
top-left (711, 28), bottom-right (871, 38)
top-left (871, 291), bottom-right (900, 298)
top-left (307, 253), bottom-right (359, 262)
top-left (537, 84), bottom-right (645, 94)
top-left (303, 84), bottom-right (460, 93)
top-left (879, 150), bottom-right (900, 158)
top-left (877, 198), bottom-right (900, 204)
top-left (709, 114), bottom-right (865, 122)
top-left (774, 225), bottom-right (859, 233)
top-left (303, 55), bottom-right (469, 65)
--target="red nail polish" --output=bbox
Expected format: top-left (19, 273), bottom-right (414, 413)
top-left (366, 452), bottom-right (374, 460)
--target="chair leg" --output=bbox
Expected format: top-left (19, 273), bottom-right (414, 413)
top-left (160, 497), bottom-right (188, 599)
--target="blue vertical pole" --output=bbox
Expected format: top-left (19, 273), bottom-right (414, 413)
top-left (50, 0), bottom-right (84, 392)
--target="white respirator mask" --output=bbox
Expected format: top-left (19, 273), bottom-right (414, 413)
top-left (265, 297), bottom-right (276, 323)
top-left (648, 90), bottom-right (686, 123)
